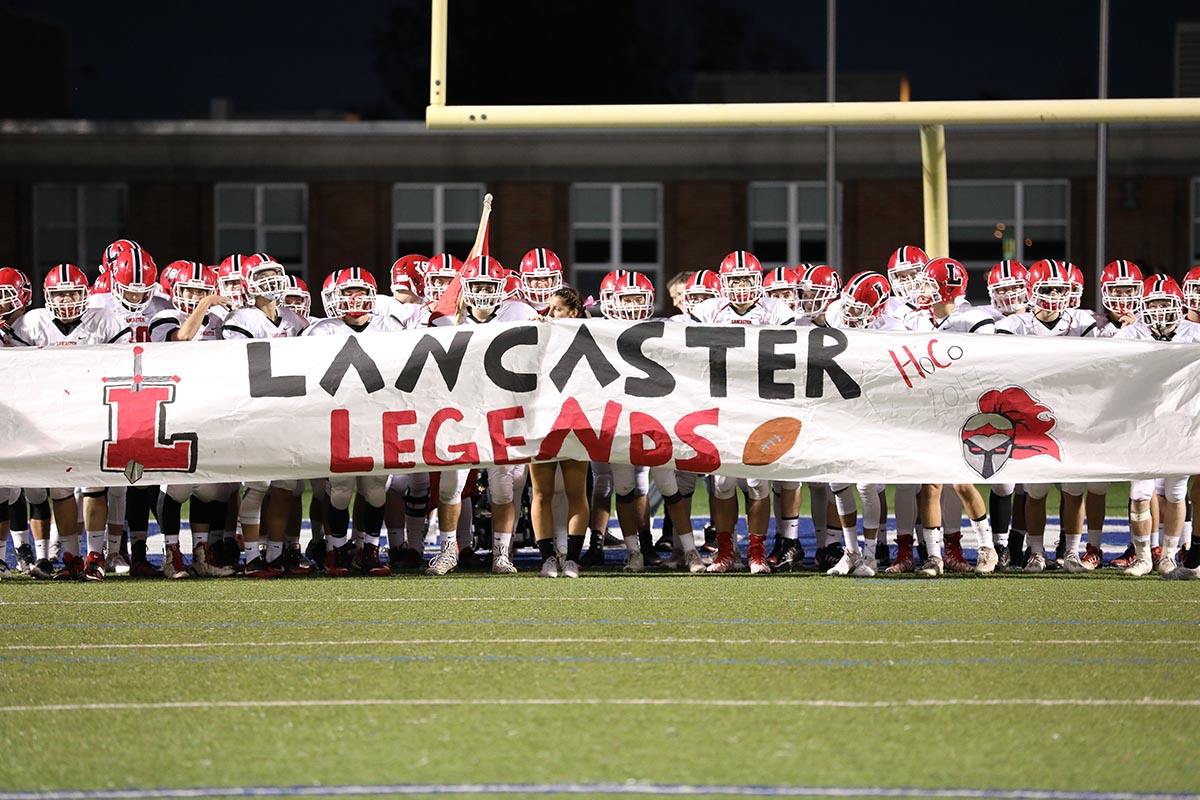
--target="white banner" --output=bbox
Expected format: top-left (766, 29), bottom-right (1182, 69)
top-left (2, 320), bottom-right (1199, 488)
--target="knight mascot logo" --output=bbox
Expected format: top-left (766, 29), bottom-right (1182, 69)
top-left (960, 387), bottom-right (1061, 479)
top-left (100, 346), bottom-right (198, 482)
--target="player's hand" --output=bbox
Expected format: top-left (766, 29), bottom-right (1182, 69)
top-left (203, 294), bottom-right (233, 310)
top-left (1117, 312), bottom-right (1137, 327)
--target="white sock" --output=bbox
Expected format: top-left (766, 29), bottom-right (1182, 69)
top-left (11, 527), bottom-right (29, 549)
top-left (265, 540), bottom-right (283, 562)
top-left (1087, 528), bottom-right (1103, 548)
top-left (328, 531), bottom-right (349, 549)
top-left (969, 516), bottom-right (993, 550)
top-left (862, 538), bottom-right (877, 561)
top-left (780, 517), bottom-right (800, 540)
top-left (1027, 533), bottom-right (1045, 556)
top-left (1152, 527), bottom-right (1161, 547)
top-left (921, 527), bottom-right (943, 560)
top-left (623, 534), bottom-right (641, 554)
top-left (437, 529), bottom-right (458, 550)
top-left (822, 527), bottom-right (839, 548)
top-left (555, 526), bottom-right (568, 555)
top-left (85, 529), bottom-right (105, 556)
top-left (493, 530), bottom-right (513, 552)
top-left (192, 529), bottom-right (208, 546)
top-left (1163, 535), bottom-right (1180, 560)
top-left (363, 532), bottom-right (381, 547)
top-left (1133, 535), bottom-right (1151, 561)
top-left (994, 528), bottom-right (1009, 547)
top-left (35, 539), bottom-right (48, 560)
top-left (842, 528), bottom-right (860, 555)
top-left (678, 529), bottom-right (698, 553)
top-left (1064, 533), bottom-right (1082, 556)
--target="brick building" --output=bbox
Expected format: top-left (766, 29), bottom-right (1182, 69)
top-left (2, 119), bottom-right (1199, 307)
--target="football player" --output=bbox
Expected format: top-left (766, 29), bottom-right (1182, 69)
top-left (220, 257), bottom-right (310, 577)
top-left (997, 260), bottom-right (1098, 572)
top-left (518, 247), bottom-right (565, 314)
top-left (690, 251), bottom-right (794, 574)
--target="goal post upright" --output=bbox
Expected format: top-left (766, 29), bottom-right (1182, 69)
top-left (425, 3), bottom-right (1200, 267)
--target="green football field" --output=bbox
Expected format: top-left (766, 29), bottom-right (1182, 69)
top-left (0, 572), bottom-right (1197, 800)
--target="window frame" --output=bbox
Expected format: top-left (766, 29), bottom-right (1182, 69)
top-left (391, 182), bottom-right (488, 260)
top-left (747, 180), bottom-right (842, 268)
top-left (32, 182), bottom-right (128, 280)
top-left (214, 182), bottom-right (309, 276)
top-left (569, 182), bottom-right (663, 295)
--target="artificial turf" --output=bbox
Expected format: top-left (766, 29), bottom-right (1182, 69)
top-left (0, 571), bottom-right (1196, 799)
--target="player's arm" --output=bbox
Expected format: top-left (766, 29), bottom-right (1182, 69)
top-left (174, 294), bottom-right (231, 342)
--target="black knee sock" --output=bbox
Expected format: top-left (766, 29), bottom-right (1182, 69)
top-left (537, 538), bottom-right (556, 562)
top-left (990, 492), bottom-right (1012, 535)
top-left (567, 534), bottom-right (585, 562)
top-left (327, 506), bottom-right (350, 541)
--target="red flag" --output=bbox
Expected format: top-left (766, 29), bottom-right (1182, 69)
top-left (429, 274), bottom-right (463, 321)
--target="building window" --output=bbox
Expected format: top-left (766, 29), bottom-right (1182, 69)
top-left (393, 183), bottom-right (487, 261)
top-left (33, 183), bottom-right (127, 282)
top-left (950, 179), bottom-right (1069, 299)
top-left (748, 182), bottom-right (840, 268)
top-left (215, 184), bottom-right (307, 274)
top-left (570, 183), bottom-right (661, 301)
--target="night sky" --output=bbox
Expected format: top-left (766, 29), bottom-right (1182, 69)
top-left (4, 0), bottom-right (1197, 120)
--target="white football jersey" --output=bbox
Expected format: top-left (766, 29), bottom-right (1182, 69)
top-left (11, 307), bottom-right (130, 347)
top-left (148, 308), bottom-right (224, 342)
top-left (1113, 320), bottom-right (1200, 343)
top-left (220, 305), bottom-right (309, 340)
top-left (995, 309), bottom-right (1099, 338)
top-left (303, 314), bottom-right (408, 336)
top-left (374, 294), bottom-right (430, 329)
top-left (431, 299), bottom-right (539, 326)
top-left (904, 304), bottom-right (995, 334)
top-left (826, 298), bottom-right (903, 331)
top-left (885, 296), bottom-right (920, 319)
top-left (688, 296), bottom-right (794, 326)
top-left (89, 292), bottom-right (174, 344)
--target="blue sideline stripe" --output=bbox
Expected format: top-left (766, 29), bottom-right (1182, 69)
top-left (0, 783), bottom-right (1196, 800)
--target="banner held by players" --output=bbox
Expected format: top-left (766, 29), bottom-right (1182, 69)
top-left (3, 319), bottom-right (1199, 488)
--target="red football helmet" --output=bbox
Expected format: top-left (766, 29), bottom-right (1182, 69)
top-left (109, 248), bottom-right (159, 313)
top-left (321, 272), bottom-right (338, 317)
top-left (91, 271), bottom-right (112, 295)
top-left (424, 253), bottom-right (463, 302)
top-left (282, 275), bottom-right (311, 317)
top-left (241, 257), bottom-right (288, 302)
top-left (987, 261), bottom-right (1029, 314)
top-left (0, 267), bottom-right (31, 320)
top-left (1099, 260), bottom-right (1145, 316)
top-left (519, 248), bottom-right (565, 305)
top-left (605, 271), bottom-right (655, 321)
top-left (1028, 259), bottom-right (1083, 315)
top-left (718, 251), bottom-right (763, 304)
top-left (503, 270), bottom-right (522, 301)
top-left (102, 239), bottom-right (142, 273)
top-left (217, 254), bottom-right (249, 306)
top-left (598, 270), bottom-right (628, 318)
top-left (682, 269), bottom-right (721, 314)
top-left (171, 263), bottom-right (218, 314)
top-left (795, 264), bottom-right (842, 317)
top-left (390, 255), bottom-right (428, 301)
top-left (762, 267), bottom-right (800, 311)
top-left (886, 245), bottom-right (930, 300)
top-left (1141, 275), bottom-right (1184, 333)
top-left (1182, 266), bottom-right (1200, 313)
top-left (160, 260), bottom-right (199, 297)
top-left (331, 267), bottom-right (377, 318)
top-left (839, 271), bottom-right (891, 329)
top-left (461, 255), bottom-right (507, 312)
top-left (43, 264), bottom-right (90, 321)
top-left (911, 257), bottom-right (968, 306)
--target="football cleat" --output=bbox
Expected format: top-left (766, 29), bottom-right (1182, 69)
top-left (1023, 552), bottom-right (1047, 573)
top-left (305, 538), bottom-right (328, 572)
top-left (683, 549), bottom-right (707, 574)
top-left (458, 546), bottom-right (483, 570)
top-left (491, 548), bottom-right (518, 575)
top-left (355, 543), bottom-right (391, 577)
top-left (769, 538), bottom-right (804, 572)
top-left (622, 550), bottom-right (645, 573)
top-left (747, 534), bottom-right (771, 575)
top-left (281, 546), bottom-right (313, 576)
top-left (539, 557), bottom-right (560, 578)
top-left (974, 546), bottom-right (998, 575)
top-left (561, 559), bottom-right (580, 579)
top-left (851, 556), bottom-right (878, 578)
top-left (916, 556), bottom-right (944, 578)
top-left (30, 558), bottom-right (55, 580)
top-left (243, 556), bottom-right (282, 579)
top-left (425, 541), bottom-right (459, 576)
top-left (579, 531), bottom-right (606, 566)
top-left (15, 544), bottom-right (35, 574)
top-left (1165, 564), bottom-right (1200, 580)
top-left (54, 552), bottom-right (86, 580)
top-left (638, 533), bottom-right (662, 567)
top-left (943, 545), bottom-right (973, 573)
top-left (0, 560), bottom-right (9, 578)
top-left (83, 551), bottom-right (105, 582)
top-left (1081, 544), bottom-right (1103, 570)
top-left (391, 546), bottom-right (424, 571)
top-left (815, 543), bottom-right (845, 573)
top-left (705, 532), bottom-right (739, 574)
top-left (884, 547), bottom-right (916, 574)
top-left (1123, 557), bottom-right (1154, 577)
top-left (104, 551), bottom-right (131, 576)
top-left (325, 544), bottom-right (353, 577)
top-left (826, 552), bottom-right (856, 576)
top-left (190, 542), bottom-right (235, 578)
top-left (1110, 544), bottom-right (1138, 569)
top-left (1061, 551), bottom-right (1088, 574)
top-left (130, 539), bottom-right (162, 578)
top-left (994, 544), bottom-right (1011, 570)
top-left (1150, 546), bottom-right (1164, 572)
top-left (161, 543), bottom-right (190, 580)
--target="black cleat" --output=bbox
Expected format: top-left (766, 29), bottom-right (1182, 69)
top-left (30, 558), bottom-right (55, 580)
top-left (769, 538), bottom-right (805, 572)
top-left (995, 543), bottom-right (1011, 571)
top-left (305, 538), bottom-right (327, 572)
top-left (15, 544), bottom-right (35, 574)
top-left (816, 542), bottom-right (845, 573)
